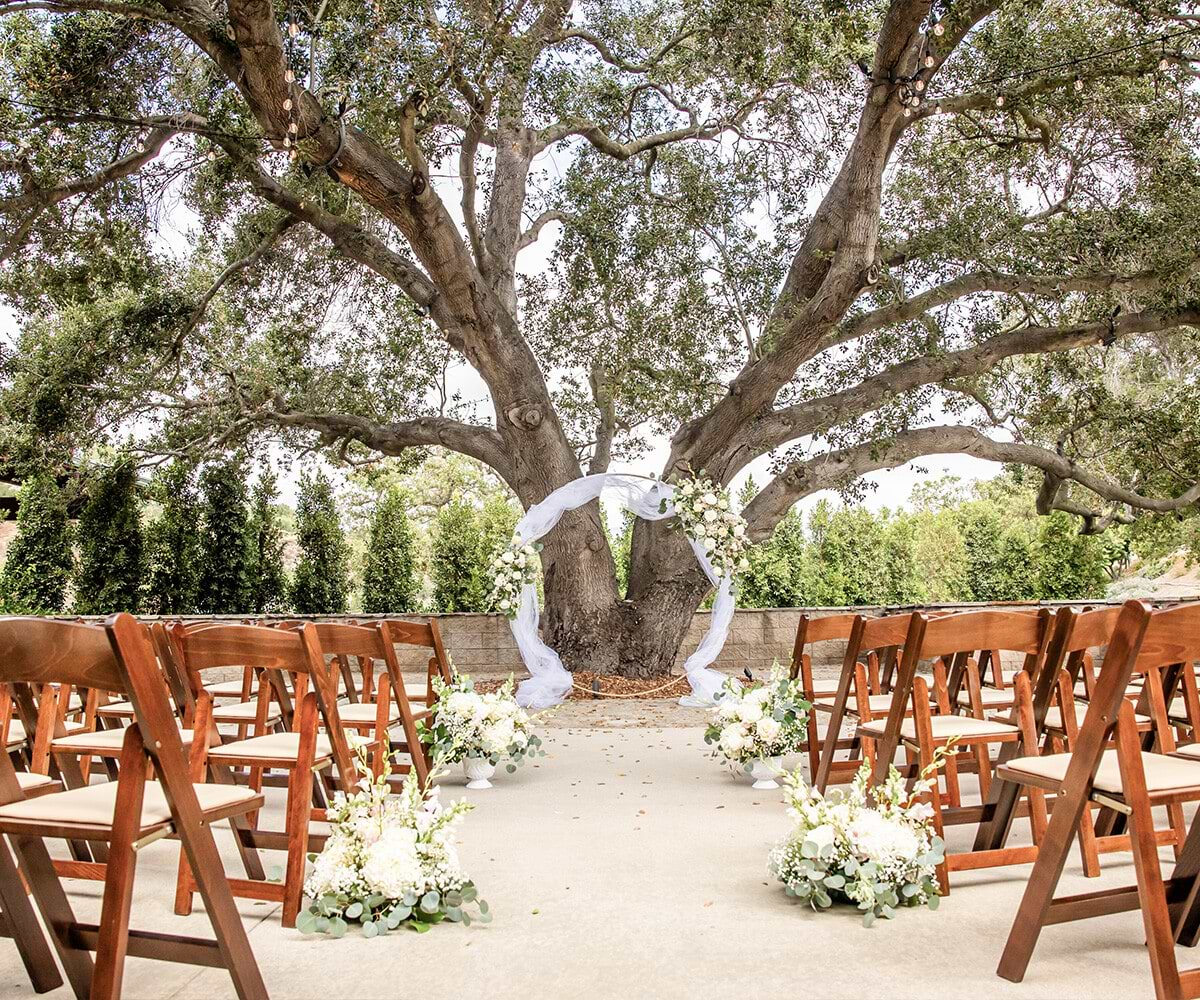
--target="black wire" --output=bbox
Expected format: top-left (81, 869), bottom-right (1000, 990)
top-left (972, 25), bottom-right (1200, 88)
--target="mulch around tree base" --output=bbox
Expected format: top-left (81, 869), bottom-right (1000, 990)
top-left (475, 671), bottom-right (694, 701)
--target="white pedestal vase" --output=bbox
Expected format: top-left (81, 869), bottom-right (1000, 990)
top-left (749, 757), bottom-right (781, 790)
top-left (464, 757), bottom-right (496, 790)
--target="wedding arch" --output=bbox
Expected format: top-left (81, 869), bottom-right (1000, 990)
top-left (498, 473), bottom-right (739, 709)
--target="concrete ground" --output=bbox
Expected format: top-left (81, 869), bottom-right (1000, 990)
top-left (0, 701), bottom-right (1181, 1000)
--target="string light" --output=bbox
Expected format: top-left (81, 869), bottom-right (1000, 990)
top-left (912, 25), bottom-right (1198, 121)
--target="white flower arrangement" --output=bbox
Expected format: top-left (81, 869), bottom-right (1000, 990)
top-left (768, 758), bottom-right (949, 926)
top-left (703, 666), bottom-right (810, 769)
top-left (419, 675), bottom-right (544, 770)
top-left (665, 474), bottom-right (751, 579)
top-left (300, 745), bottom-right (489, 937)
top-left (487, 538), bottom-right (542, 619)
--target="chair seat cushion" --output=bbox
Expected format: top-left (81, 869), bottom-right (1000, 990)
top-left (956, 687), bottom-right (1016, 709)
top-left (814, 693), bottom-right (902, 714)
top-left (204, 679), bottom-right (259, 698)
top-left (205, 729), bottom-right (369, 758)
top-left (51, 725), bottom-right (194, 756)
top-left (211, 701), bottom-right (282, 725)
top-left (14, 772), bottom-right (59, 795)
top-left (858, 714), bottom-right (1019, 742)
top-left (338, 703), bottom-right (402, 725)
top-left (1003, 749), bottom-right (1200, 796)
top-left (0, 780), bottom-right (259, 834)
top-left (5, 719), bottom-right (84, 747)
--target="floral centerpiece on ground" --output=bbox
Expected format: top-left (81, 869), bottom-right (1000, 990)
top-left (665, 474), bottom-right (751, 579)
top-left (703, 666), bottom-right (810, 773)
top-left (420, 675), bottom-right (544, 774)
top-left (768, 759), bottom-right (947, 926)
top-left (300, 747), bottom-right (490, 937)
top-left (487, 539), bottom-right (542, 619)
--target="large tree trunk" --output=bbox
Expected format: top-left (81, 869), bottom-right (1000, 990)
top-left (539, 512), bottom-right (710, 679)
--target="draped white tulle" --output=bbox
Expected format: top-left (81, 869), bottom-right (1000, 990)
top-left (509, 473), bottom-right (732, 709)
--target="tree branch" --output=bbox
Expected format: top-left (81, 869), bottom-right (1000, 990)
top-left (0, 124), bottom-right (177, 213)
top-left (516, 209), bottom-right (568, 252)
top-left (744, 306), bottom-right (1200, 458)
top-left (743, 424), bottom-right (1200, 539)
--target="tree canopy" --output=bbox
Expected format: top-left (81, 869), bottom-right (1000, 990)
top-left (1, 0), bottom-right (1198, 671)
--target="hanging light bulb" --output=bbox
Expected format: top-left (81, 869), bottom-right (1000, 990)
top-left (207, 150), bottom-right (217, 161)
top-left (934, 103), bottom-right (943, 115)
top-left (995, 94), bottom-right (1005, 107)
top-left (915, 79), bottom-right (926, 92)
top-left (932, 21), bottom-right (945, 36)
top-left (1159, 56), bottom-right (1171, 71)
top-left (924, 54), bottom-right (935, 68)
top-left (1074, 77), bottom-right (1083, 91)
top-left (285, 68), bottom-right (295, 83)
top-left (289, 121), bottom-right (299, 133)
top-left (284, 98), bottom-right (293, 111)
top-left (288, 21), bottom-right (300, 37)
top-left (283, 135), bottom-right (291, 148)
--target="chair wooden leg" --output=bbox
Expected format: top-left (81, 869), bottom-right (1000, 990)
top-left (1115, 702), bottom-right (1186, 1000)
top-left (1077, 801), bottom-right (1103, 878)
top-left (91, 726), bottom-right (148, 1000)
top-left (0, 836), bottom-right (62, 994)
top-left (281, 763), bottom-right (313, 929)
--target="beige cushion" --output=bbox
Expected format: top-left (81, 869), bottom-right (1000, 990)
top-left (405, 681), bottom-right (430, 701)
top-left (1172, 744), bottom-right (1200, 761)
top-left (815, 693), bottom-right (903, 715)
top-left (211, 701), bottom-right (282, 725)
top-left (4, 719), bottom-right (83, 746)
top-left (204, 679), bottom-right (258, 698)
top-left (208, 732), bottom-right (335, 763)
top-left (956, 687), bottom-right (1016, 709)
top-left (51, 725), bottom-right (193, 755)
top-left (95, 700), bottom-right (136, 718)
top-left (14, 772), bottom-right (58, 794)
top-left (1005, 749), bottom-right (1200, 796)
top-left (337, 703), bottom-right (401, 725)
top-left (858, 714), bottom-right (1019, 742)
top-left (0, 780), bottom-right (258, 833)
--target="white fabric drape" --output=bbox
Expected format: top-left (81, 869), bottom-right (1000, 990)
top-left (508, 473), bottom-right (731, 709)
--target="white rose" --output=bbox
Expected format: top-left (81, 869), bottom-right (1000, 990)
top-left (703, 538), bottom-right (716, 551)
top-left (719, 725), bottom-right (745, 753)
top-left (501, 550), bottom-right (515, 564)
top-left (805, 823), bottom-right (837, 853)
top-left (756, 716), bottom-right (781, 744)
top-left (738, 558), bottom-right (750, 571)
top-left (702, 492), bottom-right (718, 505)
top-left (499, 598), bottom-right (511, 610)
top-left (717, 699), bottom-right (740, 721)
top-left (748, 686), bottom-right (771, 705)
top-left (738, 701), bottom-right (763, 724)
top-left (733, 524), bottom-right (745, 537)
top-left (703, 508), bottom-right (719, 522)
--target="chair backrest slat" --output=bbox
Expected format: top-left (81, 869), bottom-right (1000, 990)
top-left (916, 609), bottom-right (1047, 659)
top-left (1132, 602), bottom-right (1200, 672)
top-left (385, 620), bottom-right (437, 647)
top-left (171, 623), bottom-right (318, 674)
top-left (0, 618), bottom-right (126, 692)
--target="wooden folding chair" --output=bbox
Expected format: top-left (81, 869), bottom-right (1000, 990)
top-left (812, 612), bottom-right (920, 792)
top-left (307, 622), bottom-right (432, 786)
top-left (996, 599), bottom-right (1200, 1000)
top-left (855, 608), bottom-right (1054, 892)
top-left (166, 622), bottom-right (360, 928)
top-left (0, 615), bottom-right (266, 1000)
top-left (382, 618), bottom-right (454, 708)
top-left (790, 613), bottom-right (865, 780)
